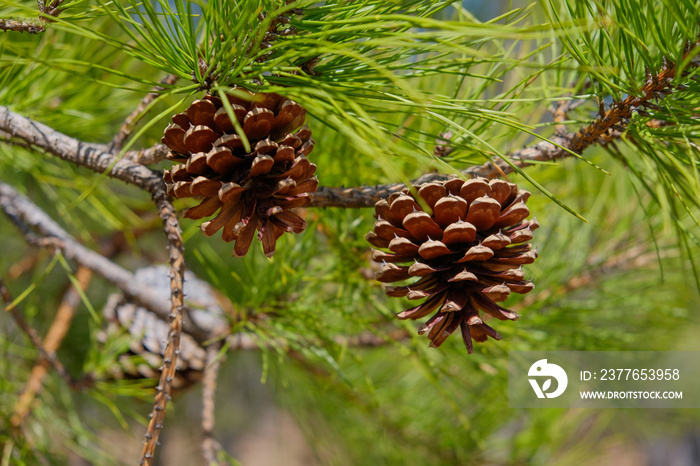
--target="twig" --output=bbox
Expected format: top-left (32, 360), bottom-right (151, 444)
top-left (125, 144), bottom-right (170, 165)
top-left (0, 180), bottom-right (205, 462)
top-left (10, 266), bottom-right (92, 428)
top-left (0, 18), bottom-right (45, 34)
top-left (7, 252), bottom-right (40, 280)
top-left (0, 106), bottom-right (163, 193)
top-left (139, 183), bottom-right (188, 465)
top-left (0, 0), bottom-right (65, 34)
top-left (201, 344), bottom-right (224, 465)
top-left (569, 44), bottom-right (700, 153)
top-left (0, 182), bottom-right (212, 343)
top-left (110, 75), bottom-right (179, 152)
top-left (0, 276), bottom-right (72, 389)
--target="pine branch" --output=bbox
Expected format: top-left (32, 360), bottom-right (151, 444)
top-left (0, 0), bottom-right (66, 34)
top-left (310, 134), bottom-right (572, 208)
top-left (126, 144), bottom-right (170, 165)
top-left (0, 18), bottom-right (45, 34)
top-left (0, 104), bottom-right (562, 210)
top-left (569, 39), bottom-right (700, 153)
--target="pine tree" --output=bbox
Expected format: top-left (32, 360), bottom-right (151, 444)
top-left (1, 0), bottom-right (699, 464)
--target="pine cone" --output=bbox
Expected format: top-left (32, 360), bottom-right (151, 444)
top-left (100, 298), bottom-right (207, 391)
top-left (367, 178), bottom-right (539, 353)
top-left (162, 88), bottom-right (317, 257)
top-left (97, 266), bottom-right (226, 391)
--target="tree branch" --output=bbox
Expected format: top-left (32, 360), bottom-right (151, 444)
top-left (310, 134), bottom-right (571, 208)
top-left (126, 143), bottom-right (170, 165)
top-left (0, 18), bottom-right (45, 34)
top-left (201, 343), bottom-right (224, 465)
top-left (140, 187), bottom-right (188, 465)
top-left (0, 106), bottom-right (163, 192)
top-left (0, 182), bottom-right (212, 343)
top-left (0, 107), bottom-right (207, 464)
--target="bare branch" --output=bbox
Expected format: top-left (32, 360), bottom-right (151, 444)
top-left (0, 182), bottom-right (212, 343)
top-left (111, 75), bottom-right (179, 152)
top-left (0, 18), bottom-right (45, 34)
top-left (201, 344), bottom-right (224, 465)
top-left (126, 143), bottom-right (170, 165)
top-left (0, 0), bottom-right (66, 34)
top-left (0, 106), bottom-right (163, 193)
top-left (309, 134), bottom-right (571, 208)
top-left (140, 189), bottom-right (189, 465)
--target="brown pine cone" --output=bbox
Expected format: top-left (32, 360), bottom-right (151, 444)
top-left (367, 178), bottom-right (539, 353)
top-left (162, 88), bottom-right (317, 257)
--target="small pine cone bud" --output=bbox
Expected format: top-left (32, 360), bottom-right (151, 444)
top-left (367, 178), bottom-right (539, 353)
top-left (162, 88), bottom-right (317, 257)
